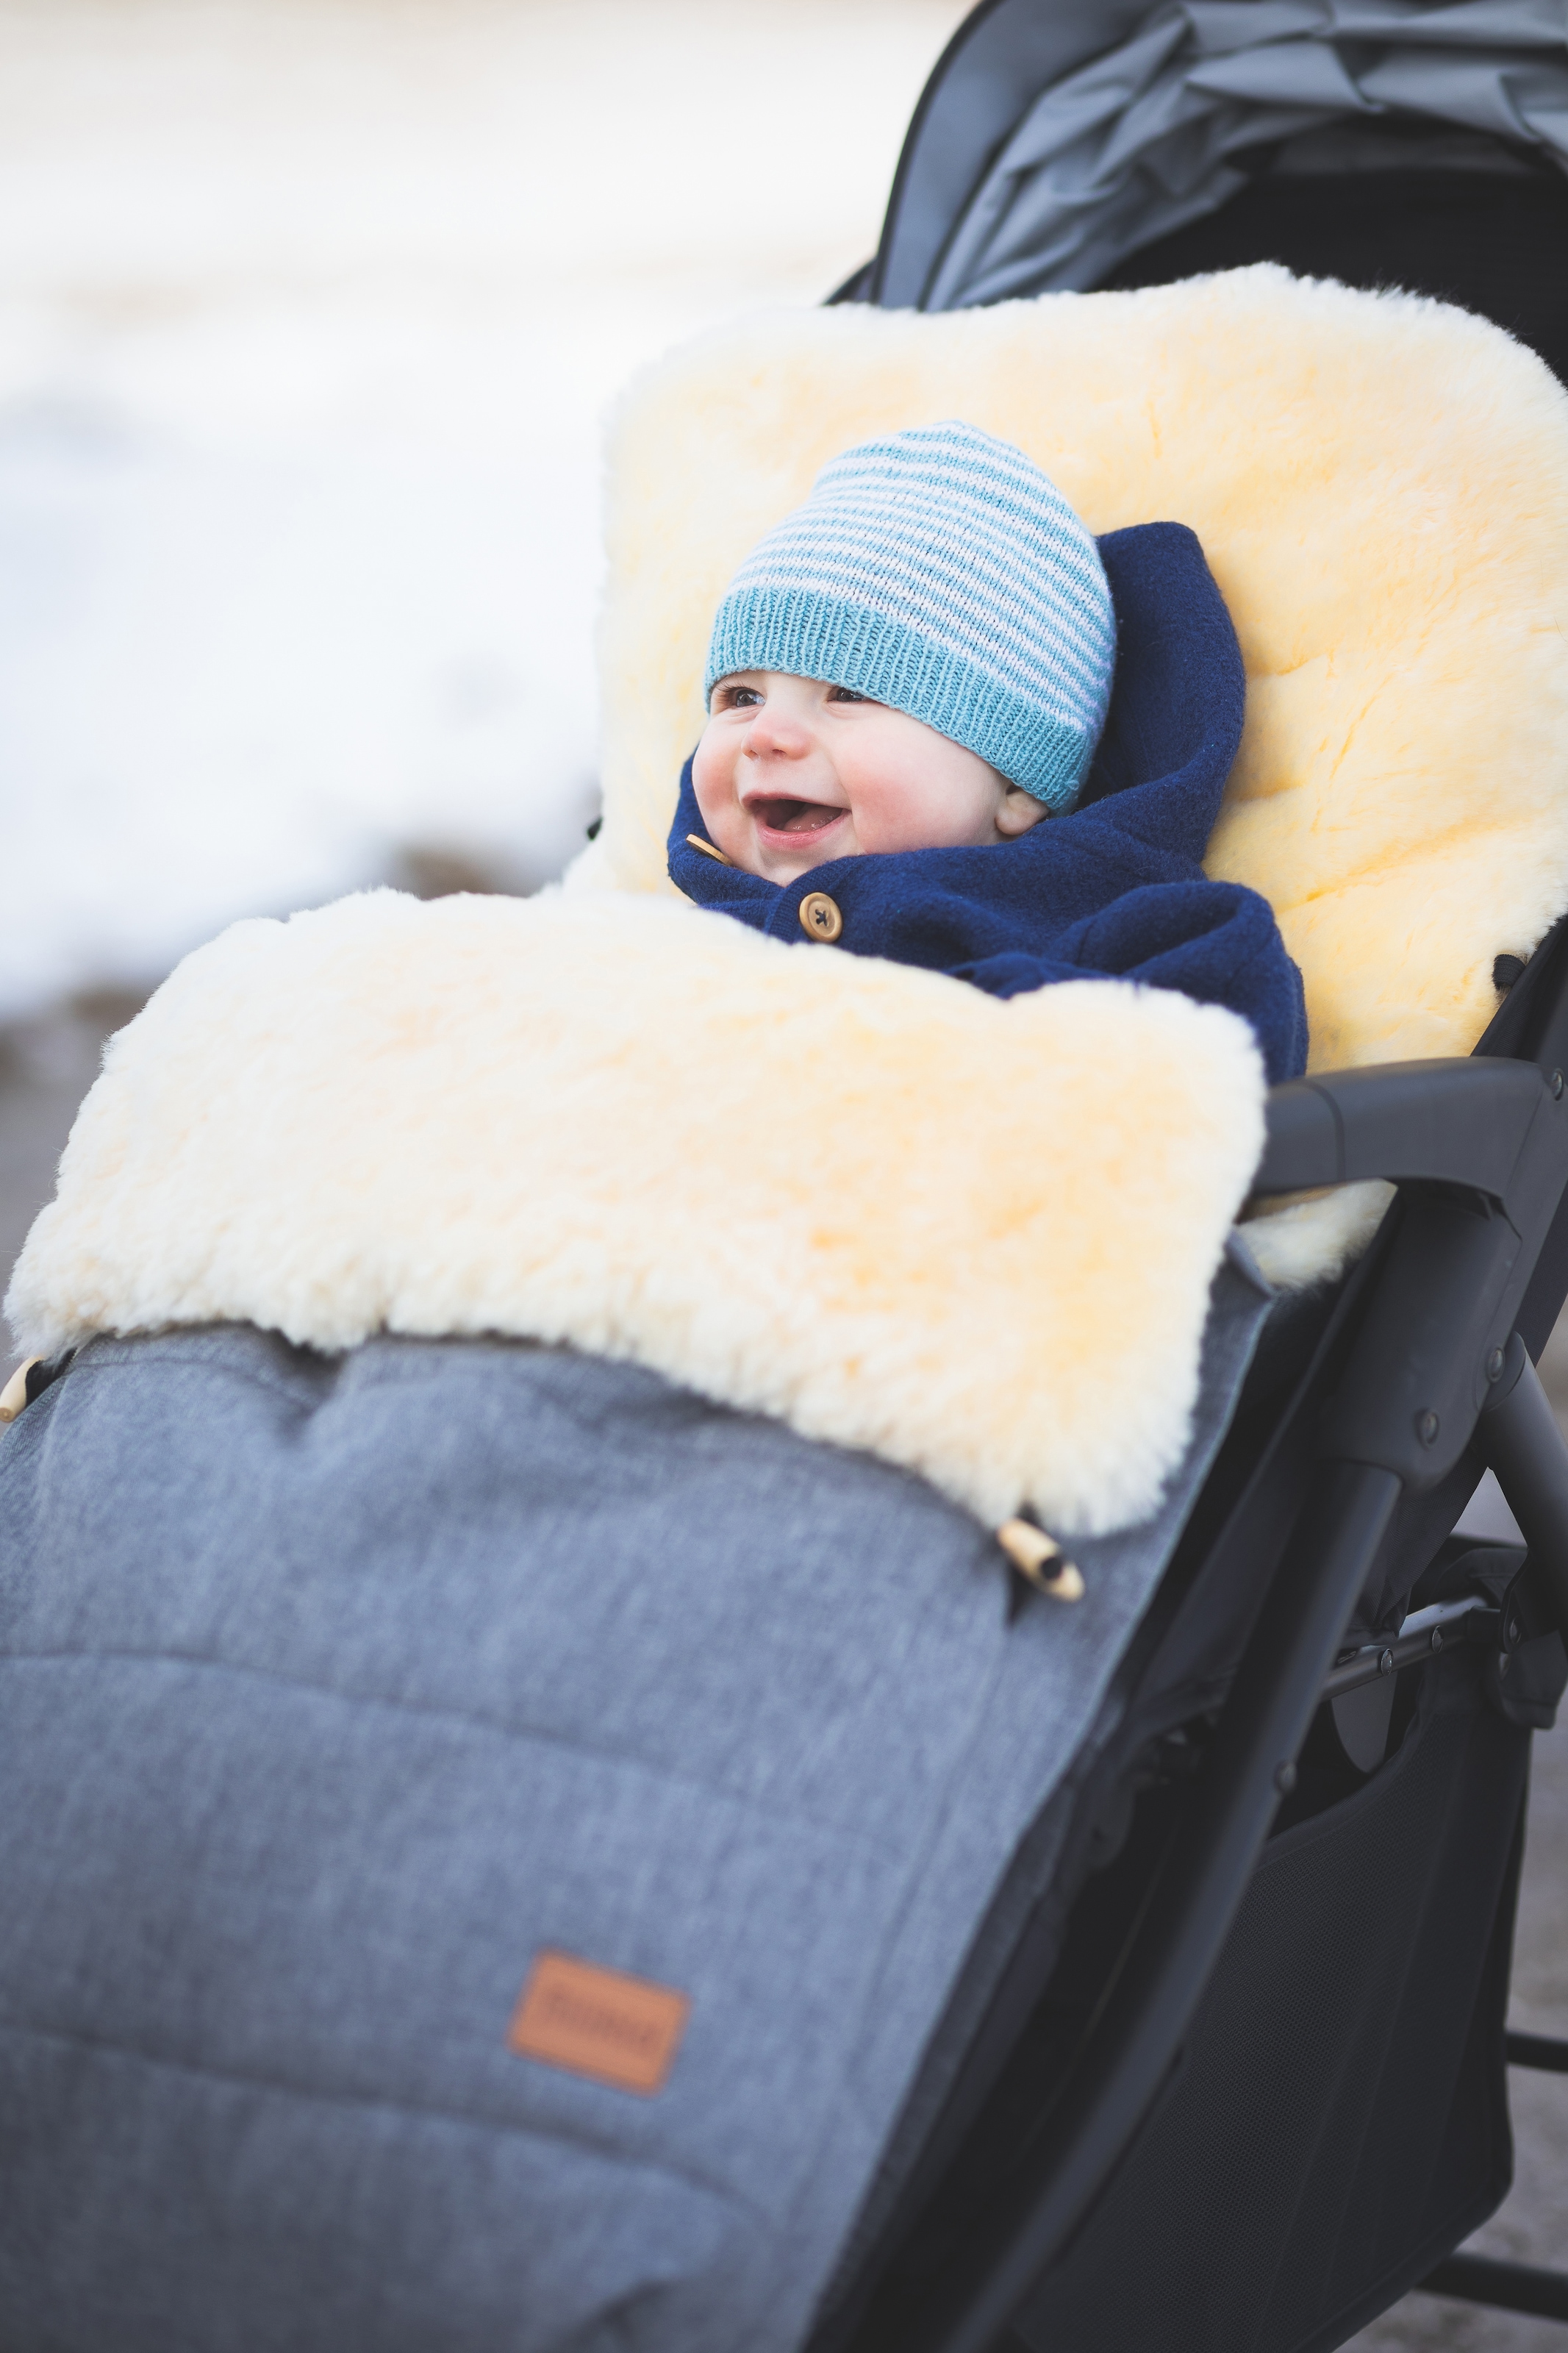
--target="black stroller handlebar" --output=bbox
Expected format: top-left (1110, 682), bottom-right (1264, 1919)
top-left (1256, 1057), bottom-right (1564, 1202)
top-left (1253, 1056), bottom-right (1568, 1493)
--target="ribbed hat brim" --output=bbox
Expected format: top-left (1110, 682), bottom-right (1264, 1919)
top-left (706, 586), bottom-right (1096, 810)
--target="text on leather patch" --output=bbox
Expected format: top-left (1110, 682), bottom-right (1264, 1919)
top-left (507, 1950), bottom-right (690, 2095)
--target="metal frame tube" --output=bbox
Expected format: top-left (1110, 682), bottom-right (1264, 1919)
top-left (1481, 1338), bottom-right (1568, 1640)
top-left (1419, 2254), bottom-right (1568, 2324)
top-left (904, 1461), bottom-right (1403, 2353)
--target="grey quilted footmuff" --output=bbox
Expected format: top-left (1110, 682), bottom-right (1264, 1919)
top-left (0, 1249), bottom-right (1265, 2353)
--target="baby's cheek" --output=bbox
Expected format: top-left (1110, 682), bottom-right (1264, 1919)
top-left (849, 761), bottom-right (960, 854)
top-left (691, 731), bottom-right (751, 861)
top-left (691, 732), bottom-right (728, 820)
top-left (846, 779), bottom-right (911, 854)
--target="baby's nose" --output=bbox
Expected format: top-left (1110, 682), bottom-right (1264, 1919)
top-left (745, 712), bottom-right (810, 757)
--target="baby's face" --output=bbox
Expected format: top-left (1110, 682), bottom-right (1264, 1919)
top-left (692, 672), bottom-right (1048, 884)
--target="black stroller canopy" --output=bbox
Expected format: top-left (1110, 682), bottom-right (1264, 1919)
top-left (875, 0), bottom-right (1568, 377)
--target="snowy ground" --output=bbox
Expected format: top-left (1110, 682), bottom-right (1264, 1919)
top-left (0, 0), bottom-right (967, 1015)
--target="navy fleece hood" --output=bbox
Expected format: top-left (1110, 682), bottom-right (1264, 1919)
top-left (667, 521), bottom-right (1308, 1084)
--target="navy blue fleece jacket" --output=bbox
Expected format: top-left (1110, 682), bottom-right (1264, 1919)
top-left (667, 521), bottom-right (1308, 1083)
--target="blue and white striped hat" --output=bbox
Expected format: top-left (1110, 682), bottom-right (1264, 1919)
top-left (704, 421), bottom-right (1116, 810)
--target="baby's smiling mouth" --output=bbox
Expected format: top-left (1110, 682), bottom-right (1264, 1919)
top-left (747, 796), bottom-right (846, 837)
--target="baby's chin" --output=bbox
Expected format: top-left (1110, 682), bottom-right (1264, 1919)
top-left (745, 843), bottom-right (850, 883)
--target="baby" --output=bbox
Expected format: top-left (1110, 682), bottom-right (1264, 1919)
top-left (668, 420), bottom-right (1307, 1082)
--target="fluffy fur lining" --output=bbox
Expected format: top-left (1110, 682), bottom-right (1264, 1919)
top-left (6, 889), bottom-right (1265, 1537)
top-left (572, 267), bottom-right (1568, 1279)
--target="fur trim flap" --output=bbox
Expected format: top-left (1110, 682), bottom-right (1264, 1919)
top-left (5, 889), bottom-right (1266, 1538)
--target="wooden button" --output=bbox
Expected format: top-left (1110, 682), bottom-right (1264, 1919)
top-left (798, 890), bottom-right (843, 943)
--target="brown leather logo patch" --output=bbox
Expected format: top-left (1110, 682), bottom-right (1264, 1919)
top-left (507, 1950), bottom-right (690, 2096)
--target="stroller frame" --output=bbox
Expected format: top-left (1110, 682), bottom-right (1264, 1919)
top-left (821, 937), bottom-right (1568, 2352)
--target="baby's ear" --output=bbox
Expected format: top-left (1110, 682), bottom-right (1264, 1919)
top-left (996, 785), bottom-right (1050, 839)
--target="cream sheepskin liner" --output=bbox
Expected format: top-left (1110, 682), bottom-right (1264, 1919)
top-left (6, 890), bottom-right (1264, 1538)
top-left (573, 265), bottom-right (1568, 1282)
top-left (11, 268), bottom-right (1568, 1529)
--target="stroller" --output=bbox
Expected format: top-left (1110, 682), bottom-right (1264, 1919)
top-left (4, 6), bottom-right (1568, 2349)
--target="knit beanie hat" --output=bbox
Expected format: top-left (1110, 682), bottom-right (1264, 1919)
top-left (704, 421), bottom-right (1116, 810)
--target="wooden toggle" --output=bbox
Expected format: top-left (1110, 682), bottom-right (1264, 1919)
top-left (995, 1516), bottom-right (1085, 1602)
top-left (0, 1357), bottom-right (43, 1425)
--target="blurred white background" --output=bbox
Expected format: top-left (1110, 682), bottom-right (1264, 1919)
top-left (0, 0), bottom-right (969, 1015)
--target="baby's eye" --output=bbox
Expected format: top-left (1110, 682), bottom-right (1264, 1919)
top-left (828, 685), bottom-right (871, 704)
top-left (717, 683), bottom-right (762, 708)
